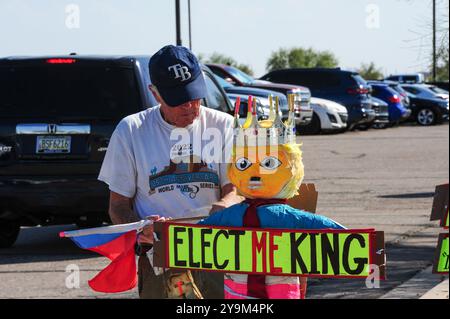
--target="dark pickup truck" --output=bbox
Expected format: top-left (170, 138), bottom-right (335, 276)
top-left (0, 55), bottom-right (234, 247)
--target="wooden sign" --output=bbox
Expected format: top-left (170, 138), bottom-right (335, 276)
top-left (432, 233), bottom-right (449, 274)
top-left (153, 222), bottom-right (385, 279)
top-left (287, 183), bottom-right (319, 213)
top-left (430, 183), bottom-right (449, 229)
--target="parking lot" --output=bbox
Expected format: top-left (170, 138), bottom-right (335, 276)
top-left (0, 123), bottom-right (447, 299)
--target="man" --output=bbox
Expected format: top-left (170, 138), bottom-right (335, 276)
top-left (98, 45), bottom-right (241, 298)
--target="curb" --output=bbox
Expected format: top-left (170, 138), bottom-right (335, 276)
top-left (420, 279), bottom-right (449, 299)
top-left (380, 266), bottom-right (447, 299)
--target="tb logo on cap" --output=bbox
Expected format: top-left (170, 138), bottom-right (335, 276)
top-left (168, 64), bottom-right (192, 82)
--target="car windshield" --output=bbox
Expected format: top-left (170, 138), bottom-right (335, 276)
top-left (428, 86), bottom-right (449, 95)
top-left (352, 74), bottom-right (369, 87)
top-left (214, 75), bottom-right (234, 88)
top-left (225, 66), bottom-right (254, 85)
top-left (390, 84), bottom-right (408, 96)
top-left (404, 91), bottom-right (417, 98)
top-left (385, 86), bottom-right (400, 97)
top-left (415, 85), bottom-right (443, 96)
top-left (402, 86), bottom-right (419, 95)
top-left (0, 65), bottom-right (142, 119)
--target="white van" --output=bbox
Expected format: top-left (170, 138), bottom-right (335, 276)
top-left (385, 73), bottom-right (425, 84)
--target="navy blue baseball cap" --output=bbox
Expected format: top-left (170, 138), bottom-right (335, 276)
top-left (149, 45), bottom-right (207, 107)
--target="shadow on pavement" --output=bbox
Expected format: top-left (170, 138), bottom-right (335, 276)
top-left (378, 192), bottom-right (435, 199)
top-left (0, 225), bottom-right (98, 265)
top-left (307, 241), bottom-right (437, 299)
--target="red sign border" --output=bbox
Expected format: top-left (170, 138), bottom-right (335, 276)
top-left (155, 222), bottom-right (385, 280)
top-left (432, 232), bottom-right (449, 274)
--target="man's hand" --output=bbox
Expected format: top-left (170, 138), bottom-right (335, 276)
top-left (209, 183), bottom-right (244, 215)
top-left (138, 215), bottom-right (170, 245)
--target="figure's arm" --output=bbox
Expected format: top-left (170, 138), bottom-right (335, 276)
top-left (311, 214), bottom-right (346, 230)
top-left (288, 207), bottom-right (346, 230)
top-left (209, 183), bottom-right (244, 215)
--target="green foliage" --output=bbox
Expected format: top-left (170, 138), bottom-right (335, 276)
top-left (205, 53), bottom-right (254, 76)
top-left (358, 62), bottom-right (384, 80)
top-left (266, 47), bottom-right (339, 72)
top-left (435, 46), bottom-right (449, 82)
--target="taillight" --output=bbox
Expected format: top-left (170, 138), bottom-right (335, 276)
top-left (389, 95), bottom-right (401, 103)
top-left (46, 58), bottom-right (76, 64)
top-left (347, 87), bottom-right (370, 95)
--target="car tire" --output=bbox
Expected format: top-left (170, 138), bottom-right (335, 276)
top-left (416, 108), bottom-right (438, 126)
top-left (75, 216), bottom-right (105, 229)
top-left (357, 124), bottom-right (371, 131)
top-left (0, 220), bottom-right (20, 248)
top-left (298, 113), bottom-right (321, 135)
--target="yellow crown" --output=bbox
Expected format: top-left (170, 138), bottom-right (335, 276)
top-left (233, 94), bottom-right (297, 147)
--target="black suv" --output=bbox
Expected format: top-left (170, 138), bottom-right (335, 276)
top-left (0, 55), bottom-right (233, 248)
top-left (261, 68), bottom-right (376, 129)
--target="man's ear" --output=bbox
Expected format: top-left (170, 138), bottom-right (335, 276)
top-left (149, 85), bottom-right (163, 104)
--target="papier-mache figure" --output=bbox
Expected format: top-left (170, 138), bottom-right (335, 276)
top-left (198, 95), bottom-right (346, 299)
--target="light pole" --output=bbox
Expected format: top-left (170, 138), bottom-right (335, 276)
top-left (432, 0), bottom-right (437, 82)
top-left (188, 0), bottom-right (192, 50)
top-left (175, 0), bottom-right (182, 46)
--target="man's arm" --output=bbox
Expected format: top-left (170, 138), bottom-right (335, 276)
top-left (108, 191), bottom-right (139, 225)
top-left (109, 191), bottom-right (164, 245)
top-left (209, 183), bottom-right (244, 215)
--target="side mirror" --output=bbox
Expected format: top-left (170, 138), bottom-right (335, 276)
top-left (225, 77), bottom-right (236, 85)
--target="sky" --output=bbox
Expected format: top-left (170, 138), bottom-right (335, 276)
top-left (0, 0), bottom-right (447, 77)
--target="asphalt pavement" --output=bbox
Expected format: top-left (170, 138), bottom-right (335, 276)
top-left (0, 123), bottom-right (448, 299)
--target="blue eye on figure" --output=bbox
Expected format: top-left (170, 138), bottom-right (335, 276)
top-left (235, 157), bottom-right (252, 171)
top-left (260, 156), bottom-right (282, 170)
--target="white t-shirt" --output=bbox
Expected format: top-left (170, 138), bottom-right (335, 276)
top-left (98, 105), bottom-right (234, 219)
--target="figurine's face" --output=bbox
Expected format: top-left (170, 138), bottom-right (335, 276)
top-left (228, 145), bottom-right (302, 199)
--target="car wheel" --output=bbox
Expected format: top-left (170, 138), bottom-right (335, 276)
top-left (417, 108), bottom-right (437, 126)
top-left (298, 113), bottom-right (321, 135)
top-left (0, 220), bottom-right (20, 248)
top-left (76, 216), bottom-right (105, 229)
top-left (357, 124), bottom-right (371, 131)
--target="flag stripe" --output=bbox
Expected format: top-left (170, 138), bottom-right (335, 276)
top-left (61, 220), bottom-right (150, 238)
top-left (70, 232), bottom-right (125, 249)
top-left (87, 231), bottom-right (138, 293)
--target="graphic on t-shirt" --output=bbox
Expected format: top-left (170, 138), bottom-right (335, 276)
top-left (170, 143), bottom-right (193, 159)
top-left (179, 184), bottom-right (200, 199)
top-left (148, 155), bottom-right (219, 198)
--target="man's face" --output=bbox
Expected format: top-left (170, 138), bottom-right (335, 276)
top-left (151, 86), bottom-right (201, 127)
top-left (161, 99), bottom-right (201, 127)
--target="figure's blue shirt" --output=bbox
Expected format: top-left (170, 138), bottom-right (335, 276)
top-left (199, 203), bottom-right (345, 230)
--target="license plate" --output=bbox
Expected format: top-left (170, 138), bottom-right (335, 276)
top-left (36, 136), bottom-right (71, 154)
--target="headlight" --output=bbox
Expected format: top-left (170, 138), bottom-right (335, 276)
top-left (292, 92), bottom-right (311, 111)
top-left (439, 102), bottom-right (449, 108)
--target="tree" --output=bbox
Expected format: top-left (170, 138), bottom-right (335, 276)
top-left (435, 45), bottom-right (449, 81)
top-left (434, 0), bottom-right (449, 82)
top-left (266, 47), bottom-right (339, 72)
top-left (405, 0), bottom-right (449, 82)
top-left (358, 62), bottom-right (384, 80)
top-left (204, 53), bottom-right (254, 76)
